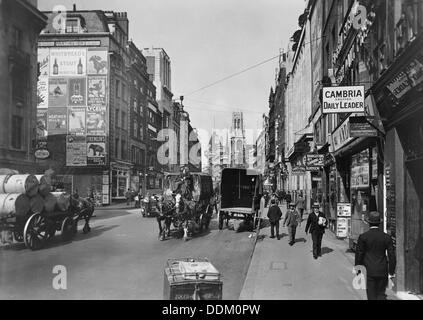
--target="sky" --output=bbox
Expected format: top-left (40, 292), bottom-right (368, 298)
top-left (38, 0), bottom-right (307, 166)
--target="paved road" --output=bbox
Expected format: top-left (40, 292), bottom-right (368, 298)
top-left (0, 207), bottom-right (255, 300)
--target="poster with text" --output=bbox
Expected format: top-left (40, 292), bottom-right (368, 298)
top-left (68, 78), bottom-right (87, 106)
top-left (48, 78), bottom-right (67, 107)
top-left (36, 109), bottom-right (48, 139)
top-left (88, 76), bottom-right (106, 106)
top-left (87, 136), bottom-right (106, 166)
top-left (50, 48), bottom-right (87, 76)
top-left (47, 107), bottom-right (67, 135)
top-left (37, 77), bottom-right (49, 108)
top-left (38, 48), bottom-right (49, 77)
top-left (68, 107), bottom-right (86, 136)
top-left (66, 135), bottom-right (87, 167)
top-left (87, 49), bottom-right (108, 75)
top-left (87, 105), bottom-right (107, 136)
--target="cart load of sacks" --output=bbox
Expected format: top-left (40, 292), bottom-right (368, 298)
top-left (0, 174), bottom-right (85, 219)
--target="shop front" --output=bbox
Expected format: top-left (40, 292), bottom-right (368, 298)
top-left (372, 35), bottom-right (423, 294)
top-left (111, 161), bottom-right (133, 201)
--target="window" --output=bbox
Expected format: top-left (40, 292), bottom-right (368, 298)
top-left (115, 109), bottom-right (119, 128)
top-left (121, 140), bottom-right (127, 159)
top-left (12, 27), bottom-right (22, 50)
top-left (121, 111), bottom-right (126, 129)
top-left (115, 138), bottom-right (119, 158)
top-left (140, 103), bottom-right (144, 114)
top-left (140, 149), bottom-right (145, 166)
top-left (139, 124), bottom-right (144, 140)
top-left (133, 119), bottom-right (138, 138)
top-left (149, 110), bottom-right (154, 123)
top-left (122, 83), bottom-right (126, 101)
top-left (116, 80), bottom-right (120, 98)
top-left (133, 97), bottom-right (138, 113)
top-left (163, 113), bottom-right (170, 129)
top-left (11, 116), bottom-right (23, 149)
top-left (12, 69), bottom-right (27, 103)
top-left (66, 18), bottom-right (80, 33)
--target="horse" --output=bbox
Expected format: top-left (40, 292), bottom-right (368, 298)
top-left (69, 196), bottom-right (95, 234)
top-left (156, 199), bottom-right (175, 241)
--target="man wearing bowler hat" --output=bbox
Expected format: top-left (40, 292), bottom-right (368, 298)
top-left (283, 203), bottom-right (301, 246)
top-left (305, 203), bottom-right (328, 259)
top-left (355, 211), bottom-right (396, 300)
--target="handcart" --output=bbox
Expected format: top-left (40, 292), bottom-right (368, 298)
top-left (163, 258), bottom-right (222, 300)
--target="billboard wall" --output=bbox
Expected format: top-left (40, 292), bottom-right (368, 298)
top-left (37, 46), bottom-right (108, 167)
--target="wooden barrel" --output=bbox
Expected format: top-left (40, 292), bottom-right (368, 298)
top-left (0, 193), bottom-right (31, 218)
top-left (3, 175), bottom-right (39, 197)
top-left (0, 175), bottom-right (12, 194)
top-left (29, 194), bottom-right (45, 214)
top-left (43, 193), bottom-right (57, 213)
top-left (35, 175), bottom-right (52, 197)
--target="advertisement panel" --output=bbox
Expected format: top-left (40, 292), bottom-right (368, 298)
top-left (66, 135), bottom-right (87, 166)
top-left (351, 149), bottom-right (370, 189)
top-left (337, 218), bottom-right (349, 238)
top-left (38, 48), bottom-right (49, 77)
top-left (86, 105), bottom-right (107, 136)
top-left (387, 58), bottom-right (423, 99)
top-left (50, 48), bottom-right (87, 76)
top-left (68, 78), bottom-right (87, 106)
top-left (36, 109), bottom-right (48, 139)
top-left (48, 78), bottom-right (67, 107)
top-left (306, 154), bottom-right (324, 171)
top-left (37, 77), bottom-right (49, 108)
top-left (47, 107), bottom-right (67, 135)
top-left (337, 203), bottom-right (351, 217)
top-left (323, 86), bottom-right (365, 114)
top-left (68, 107), bottom-right (86, 135)
top-left (87, 49), bottom-right (108, 75)
top-left (88, 76), bottom-right (106, 106)
top-left (87, 136), bottom-right (106, 166)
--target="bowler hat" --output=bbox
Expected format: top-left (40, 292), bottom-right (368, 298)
top-left (289, 203), bottom-right (296, 208)
top-left (367, 211), bottom-right (381, 224)
top-left (312, 202), bottom-right (320, 208)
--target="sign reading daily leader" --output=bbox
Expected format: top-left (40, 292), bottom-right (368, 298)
top-left (322, 86), bottom-right (365, 114)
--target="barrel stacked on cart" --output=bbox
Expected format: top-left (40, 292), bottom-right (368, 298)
top-left (0, 174), bottom-right (77, 250)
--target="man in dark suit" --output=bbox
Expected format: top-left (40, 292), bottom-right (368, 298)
top-left (283, 203), bottom-right (301, 246)
top-left (267, 199), bottom-right (282, 240)
top-left (355, 211), bottom-right (396, 300)
top-left (305, 202), bottom-right (328, 259)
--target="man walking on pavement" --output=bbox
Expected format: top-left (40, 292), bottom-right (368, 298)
top-left (305, 203), bottom-right (328, 259)
top-left (285, 191), bottom-right (292, 209)
top-left (267, 199), bottom-right (282, 240)
top-left (354, 211), bottom-right (396, 300)
top-left (295, 191), bottom-right (306, 223)
top-left (283, 203), bottom-right (301, 246)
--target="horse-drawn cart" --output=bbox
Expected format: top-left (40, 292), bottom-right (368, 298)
top-left (0, 174), bottom-right (94, 250)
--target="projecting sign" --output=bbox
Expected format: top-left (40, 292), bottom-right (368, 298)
top-left (323, 86), bottom-right (365, 114)
top-left (306, 154), bottom-right (324, 171)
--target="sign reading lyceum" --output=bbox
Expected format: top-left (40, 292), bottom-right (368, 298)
top-left (322, 86), bottom-right (365, 114)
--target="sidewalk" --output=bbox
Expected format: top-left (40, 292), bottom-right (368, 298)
top-left (240, 210), bottom-right (398, 300)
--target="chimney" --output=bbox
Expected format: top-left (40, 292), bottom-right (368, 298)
top-left (73, 4), bottom-right (76, 11)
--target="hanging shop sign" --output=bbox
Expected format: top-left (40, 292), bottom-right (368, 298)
top-left (305, 154), bottom-right (324, 171)
top-left (332, 118), bottom-right (354, 152)
top-left (337, 203), bottom-right (351, 217)
top-left (322, 86), bottom-right (365, 114)
top-left (387, 58), bottom-right (423, 100)
top-left (349, 116), bottom-right (379, 137)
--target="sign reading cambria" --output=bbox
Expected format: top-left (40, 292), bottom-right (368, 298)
top-left (322, 86), bottom-right (365, 114)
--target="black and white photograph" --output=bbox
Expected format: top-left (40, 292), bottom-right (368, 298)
top-left (1, 0), bottom-right (423, 307)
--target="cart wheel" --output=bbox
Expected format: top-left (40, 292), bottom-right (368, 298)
top-left (61, 217), bottom-right (75, 242)
top-left (13, 231), bottom-right (24, 242)
top-left (46, 227), bottom-right (56, 240)
top-left (72, 220), bottom-right (78, 235)
top-left (23, 213), bottom-right (47, 250)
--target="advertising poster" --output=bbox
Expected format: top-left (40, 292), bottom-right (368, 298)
top-left (50, 48), bottom-right (87, 76)
top-left (87, 49), bottom-right (108, 75)
top-left (47, 107), bottom-right (67, 135)
top-left (36, 109), bottom-right (48, 139)
top-left (38, 48), bottom-right (49, 77)
top-left (48, 78), bottom-right (67, 107)
top-left (336, 218), bottom-right (349, 238)
top-left (88, 76), bottom-right (106, 106)
top-left (351, 150), bottom-right (370, 189)
top-left (87, 136), bottom-right (106, 166)
top-left (68, 107), bottom-right (86, 135)
top-left (37, 77), bottom-right (49, 108)
top-left (337, 203), bottom-right (351, 217)
top-left (68, 78), bottom-right (87, 106)
top-left (87, 105), bottom-right (107, 136)
top-left (66, 135), bottom-right (87, 167)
